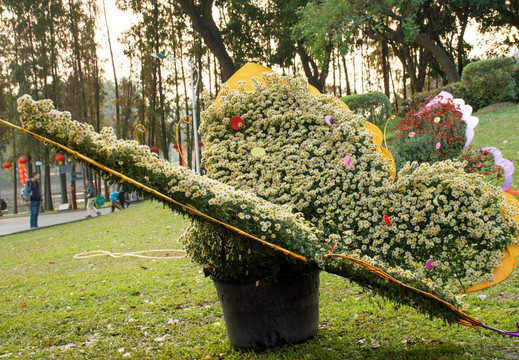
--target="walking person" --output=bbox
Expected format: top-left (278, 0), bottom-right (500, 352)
top-left (23, 173), bottom-right (43, 228)
top-left (117, 185), bottom-right (130, 209)
top-left (110, 187), bottom-right (122, 212)
top-left (85, 178), bottom-right (101, 218)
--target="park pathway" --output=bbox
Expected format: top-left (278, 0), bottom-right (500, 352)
top-left (0, 206), bottom-right (114, 237)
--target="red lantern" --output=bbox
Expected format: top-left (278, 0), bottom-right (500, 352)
top-left (18, 163), bottom-right (27, 185)
top-left (150, 146), bottom-right (159, 153)
top-left (173, 143), bottom-right (179, 150)
top-left (55, 154), bottom-right (65, 165)
top-left (2, 162), bottom-right (12, 171)
top-left (18, 157), bottom-right (28, 164)
top-left (198, 141), bottom-right (204, 147)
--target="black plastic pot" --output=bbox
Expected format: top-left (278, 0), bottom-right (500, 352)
top-left (212, 270), bottom-right (320, 351)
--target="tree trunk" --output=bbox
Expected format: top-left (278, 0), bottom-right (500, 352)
top-left (332, 51), bottom-right (337, 96)
top-left (413, 33), bottom-right (460, 83)
top-left (140, 42), bottom-right (146, 127)
top-left (150, 59), bottom-right (157, 147)
top-left (69, 0), bottom-right (88, 121)
top-left (13, 138), bottom-right (18, 214)
top-left (213, 53), bottom-right (219, 94)
top-left (381, 40), bottom-right (390, 98)
top-left (372, 26), bottom-right (461, 84)
top-left (341, 56), bottom-right (351, 95)
top-left (60, 172), bottom-right (68, 204)
top-left (207, 49), bottom-right (213, 98)
top-left (180, 39), bottom-right (191, 167)
top-left (104, 179), bottom-right (110, 201)
top-left (158, 62), bottom-right (168, 160)
top-left (26, 15), bottom-right (39, 99)
top-left (174, 0), bottom-right (235, 82)
top-left (103, 0), bottom-right (120, 133)
top-left (94, 57), bottom-right (101, 132)
top-left (173, 35), bottom-right (183, 166)
top-left (402, 53), bottom-right (407, 100)
top-left (337, 51), bottom-right (342, 97)
top-left (296, 41), bottom-right (331, 92)
top-left (415, 49), bottom-right (429, 93)
top-left (360, 43), bottom-right (365, 93)
top-left (154, 0), bottom-right (168, 161)
top-left (457, 15), bottom-right (468, 76)
top-left (44, 147), bottom-right (54, 211)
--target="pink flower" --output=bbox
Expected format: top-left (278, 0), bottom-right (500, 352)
top-left (435, 142), bottom-right (441, 150)
top-left (408, 132), bottom-right (416, 138)
top-left (476, 162), bottom-right (482, 168)
top-left (343, 156), bottom-right (353, 170)
top-left (426, 259), bottom-right (435, 270)
top-left (324, 115), bottom-right (336, 125)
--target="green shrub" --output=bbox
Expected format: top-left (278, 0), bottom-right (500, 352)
top-left (401, 58), bottom-right (519, 115)
top-left (461, 57), bottom-right (516, 81)
top-left (510, 63), bottom-right (519, 87)
top-left (341, 91), bottom-right (391, 127)
top-left (400, 82), bottom-right (466, 115)
top-left (461, 57), bottom-right (518, 109)
top-left (391, 133), bottom-right (434, 170)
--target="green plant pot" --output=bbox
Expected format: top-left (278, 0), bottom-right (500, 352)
top-left (212, 270), bottom-right (320, 351)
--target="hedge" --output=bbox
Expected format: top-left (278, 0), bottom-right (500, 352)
top-left (401, 57), bottom-right (519, 114)
top-left (460, 57), bottom-right (518, 109)
top-left (341, 91), bottom-right (391, 127)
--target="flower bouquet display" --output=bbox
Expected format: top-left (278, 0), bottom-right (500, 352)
top-left (392, 91), bottom-right (516, 193)
top-left (2, 63), bottom-right (519, 349)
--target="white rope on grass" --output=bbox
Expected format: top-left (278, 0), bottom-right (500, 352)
top-left (74, 249), bottom-right (186, 260)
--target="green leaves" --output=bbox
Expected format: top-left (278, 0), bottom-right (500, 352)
top-left (293, 0), bottom-right (356, 63)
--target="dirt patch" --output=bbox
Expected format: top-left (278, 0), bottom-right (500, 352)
top-left (477, 102), bottom-right (517, 113)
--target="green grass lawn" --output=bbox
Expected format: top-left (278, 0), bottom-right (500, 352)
top-left (1, 201), bottom-right (518, 359)
top-left (472, 103), bottom-right (519, 189)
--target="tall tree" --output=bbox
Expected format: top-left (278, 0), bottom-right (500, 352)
top-left (480, 0), bottom-right (519, 31)
top-left (295, 0), bottom-right (467, 86)
top-left (171, 0), bottom-right (235, 81)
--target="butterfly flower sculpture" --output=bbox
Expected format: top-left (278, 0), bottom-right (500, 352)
top-left (2, 63), bottom-right (519, 337)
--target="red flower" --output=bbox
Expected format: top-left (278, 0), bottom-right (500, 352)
top-left (230, 116), bottom-right (245, 130)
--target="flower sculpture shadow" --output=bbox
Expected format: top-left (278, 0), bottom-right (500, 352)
top-left (2, 63), bottom-right (519, 336)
